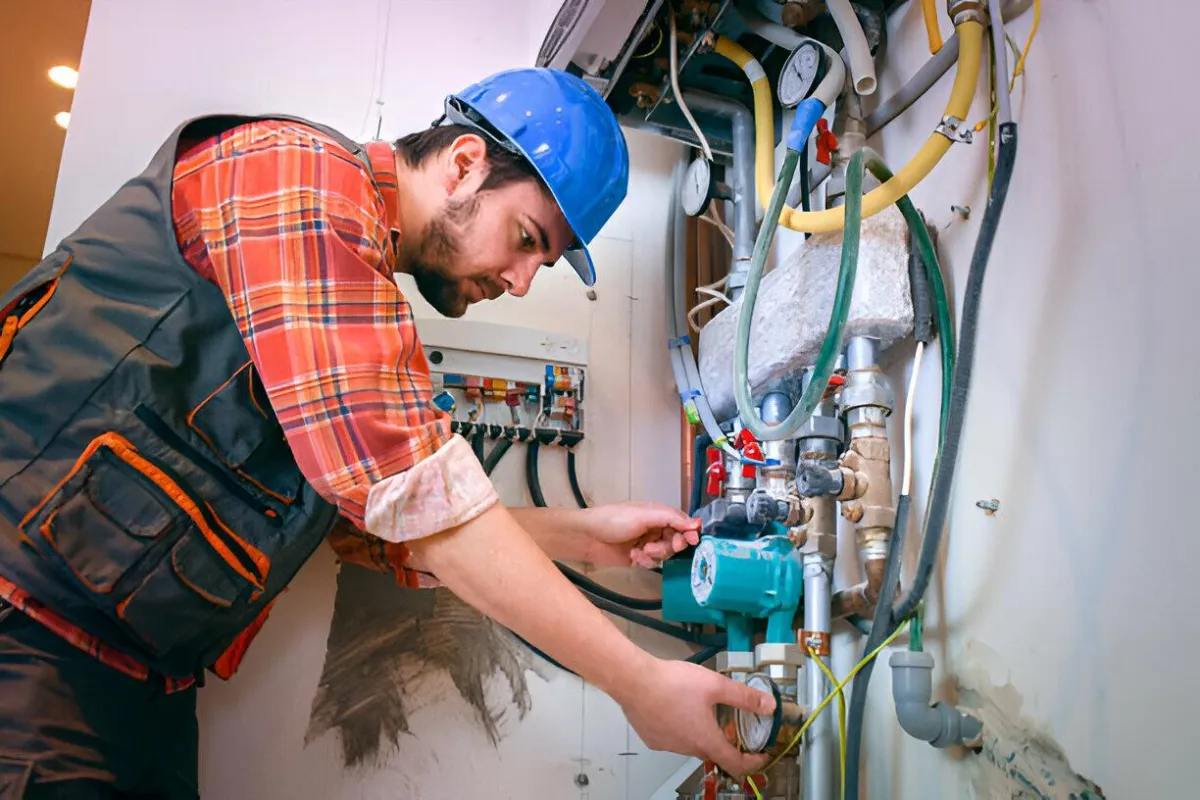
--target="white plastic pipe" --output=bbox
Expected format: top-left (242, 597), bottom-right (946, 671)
top-left (742, 12), bottom-right (846, 108)
top-left (826, 0), bottom-right (876, 96)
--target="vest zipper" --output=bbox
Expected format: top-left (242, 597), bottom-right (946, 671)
top-left (134, 405), bottom-right (277, 522)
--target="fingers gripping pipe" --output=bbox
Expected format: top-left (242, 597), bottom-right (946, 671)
top-left (889, 651), bottom-right (983, 749)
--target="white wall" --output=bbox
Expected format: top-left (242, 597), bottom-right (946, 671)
top-left (50, 2), bottom-right (690, 798)
top-left (827, 2), bottom-right (1200, 797)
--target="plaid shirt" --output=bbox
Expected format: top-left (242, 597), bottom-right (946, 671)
top-left (0, 119), bottom-right (499, 689)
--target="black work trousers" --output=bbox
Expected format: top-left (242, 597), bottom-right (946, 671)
top-left (0, 601), bottom-right (198, 799)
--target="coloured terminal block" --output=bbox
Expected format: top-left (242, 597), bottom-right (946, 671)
top-left (433, 391), bottom-right (456, 413)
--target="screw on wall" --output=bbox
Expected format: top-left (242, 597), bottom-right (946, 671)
top-left (574, 773), bottom-right (590, 788)
top-left (976, 498), bottom-right (1000, 515)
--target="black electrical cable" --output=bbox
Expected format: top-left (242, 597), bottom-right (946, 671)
top-left (688, 432), bottom-right (712, 515)
top-left (515, 635), bottom-right (726, 676)
top-left (557, 562), bottom-right (663, 611)
top-left (893, 122), bottom-right (1018, 624)
top-left (843, 122), bottom-right (1018, 800)
top-left (566, 449), bottom-right (589, 509)
top-left (581, 586), bottom-right (721, 645)
top-left (471, 426), bottom-right (486, 462)
top-left (526, 438), bottom-right (699, 622)
top-left (482, 438), bottom-right (512, 476)
top-left (685, 644), bottom-right (725, 665)
top-left (799, 143), bottom-right (812, 241)
top-left (842, 494), bottom-right (911, 797)
top-left (525, 440), bottom-right (549, 508)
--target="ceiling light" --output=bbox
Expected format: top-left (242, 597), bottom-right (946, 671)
top-left (48, 65), bottom-right (78, 89)
top-left (54, 112), bottom-right (70, 130)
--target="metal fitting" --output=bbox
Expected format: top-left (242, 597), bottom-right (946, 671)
top-left (839, 371), bottom-right (895, 417)
top-left (947, 0), bottom-right (989, 25)
top-left (717, 651), bottom-right (755, 676)
top-left (935, 115), bottom-right (975, 144)
top-left (755, 643), bottom-right (803, 685)
top-left (798, 499), bottom-right (838, 558)
top-left (796, 414), bottom-right (844, 449)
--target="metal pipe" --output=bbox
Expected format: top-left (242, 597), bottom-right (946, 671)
top-left (681, 91), bottom-right (756, 290)
top-left (801, 552), bottom-right (834, 800)
top-left (794, 374), bottom-right (841, 800)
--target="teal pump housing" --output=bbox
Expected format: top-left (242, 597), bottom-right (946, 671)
top-left (662, 525), bottom-right (803, 649)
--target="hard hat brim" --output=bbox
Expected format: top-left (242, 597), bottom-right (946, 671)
top-left (562, 244), bottom-right (597, 288)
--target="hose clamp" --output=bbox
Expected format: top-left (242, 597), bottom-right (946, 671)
top-left (935, 115), bottom-right (974, 144)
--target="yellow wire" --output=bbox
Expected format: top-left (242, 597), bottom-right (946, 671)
top-left (808, 649), bottom-right (847, 799)
top-left (761, 621), bottom-right (910, 774)
top-left (1011, 0), bottom-right (1041, 80)
top-left (748, 775), bottom-right (764, 800)
top-left (921, 0), bottom-right (943, 54)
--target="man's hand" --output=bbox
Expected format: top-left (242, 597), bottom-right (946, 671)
top-left (407, 503), bottom-right (771, 776)
top-left (614, 658), bottom-right (774, 777)
top-left (579, 502), bottom-right (701, 568)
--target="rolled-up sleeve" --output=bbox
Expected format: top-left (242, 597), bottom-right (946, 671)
top-left (172, 120), bottom-right (498, 565)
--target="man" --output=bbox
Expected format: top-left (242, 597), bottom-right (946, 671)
top-left (0, 68), bottom-right (772, 798)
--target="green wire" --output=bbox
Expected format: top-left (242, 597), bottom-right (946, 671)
top-left (733, 147), bottom-right (865, 442)
top-left (909, 604), bottom-right (924, 652)
top-left (856, 149), bottom-right (956, 441)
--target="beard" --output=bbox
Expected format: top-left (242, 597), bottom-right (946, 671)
top-left (407, 196), bottom-right (478, 318)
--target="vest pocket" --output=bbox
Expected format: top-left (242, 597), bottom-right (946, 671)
top-left (187, 362), bottom-right (303, 511)
top-left (23, 432), bottom-right (267, 661)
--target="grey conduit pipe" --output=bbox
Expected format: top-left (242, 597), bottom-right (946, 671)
top-left (890, 651), bottom-right (983, 748)
top-left (667, 158), bottom-right (732, 451)
top-left (863, 0), bottom-right (1033, 136)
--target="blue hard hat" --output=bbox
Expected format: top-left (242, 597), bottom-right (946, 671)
top-left (443, 68), bottom-right (629, 287)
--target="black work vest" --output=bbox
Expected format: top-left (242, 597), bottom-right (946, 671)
top-left (0, 114), bottom-right (367, 679)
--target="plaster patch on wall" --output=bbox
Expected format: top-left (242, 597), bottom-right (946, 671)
top-left (958, 641), bottom-right (1106, 800)
top-left (305, 564), bottom-right (542, 769)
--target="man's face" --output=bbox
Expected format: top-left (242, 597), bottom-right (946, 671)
top-left (405, 155), bottom-right (574, 318)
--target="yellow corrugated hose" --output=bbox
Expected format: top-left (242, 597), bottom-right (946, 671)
top-left (713, 20), bottom-right (985, 234)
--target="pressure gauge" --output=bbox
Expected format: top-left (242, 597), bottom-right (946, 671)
top-left (778, 41), bottom-right (825, 108)
top-left (735, 674), bottom-right (784, 753)
top-left (681, 157), bottom-right (713, 217)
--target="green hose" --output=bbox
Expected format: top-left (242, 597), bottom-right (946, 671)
top-left (734, 149), bottom-right (866, 441)
top-left (858, 152), bottom-right (956, 440)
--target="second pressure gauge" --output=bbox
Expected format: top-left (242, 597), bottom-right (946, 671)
top-left (681, 157), bottom-right (713, 217)
top-left (778, 40), bottom-right (825, 108)
top-left (735, 674), bottom-right (783, 753)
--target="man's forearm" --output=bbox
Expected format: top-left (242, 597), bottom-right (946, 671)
top-left (406, 504), bottom-right (650, 698)
top-left (508, 506), bottom-right (594, 562)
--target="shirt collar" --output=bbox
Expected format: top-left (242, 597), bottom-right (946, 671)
top-left (365, 141), bottom-right (401, 270)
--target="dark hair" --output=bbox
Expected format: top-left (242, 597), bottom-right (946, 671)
top-left (393, 123), bottom-right (549, 195)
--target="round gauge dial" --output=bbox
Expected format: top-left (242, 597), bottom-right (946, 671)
top-left (735, 674), bottom-right (783, 753)
top-left (734, 676), bottom-right (782, 753)
top-left (778, 41), bottom-right (825, 107)
top-left (691, 538), bottom-right (717, 604)
top-left (681, 157), bottom-right (713, 217)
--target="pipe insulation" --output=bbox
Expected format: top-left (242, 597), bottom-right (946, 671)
top-left (697, 206), bottom-right (914, 422)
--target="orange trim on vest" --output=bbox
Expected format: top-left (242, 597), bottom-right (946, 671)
top-left (209, 592), bottom-right (282, 680)
top-left (23, 432), bottom-right (265, 592)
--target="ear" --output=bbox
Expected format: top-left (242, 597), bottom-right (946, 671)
top-left (440, 133), bottom-right (488, 196)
